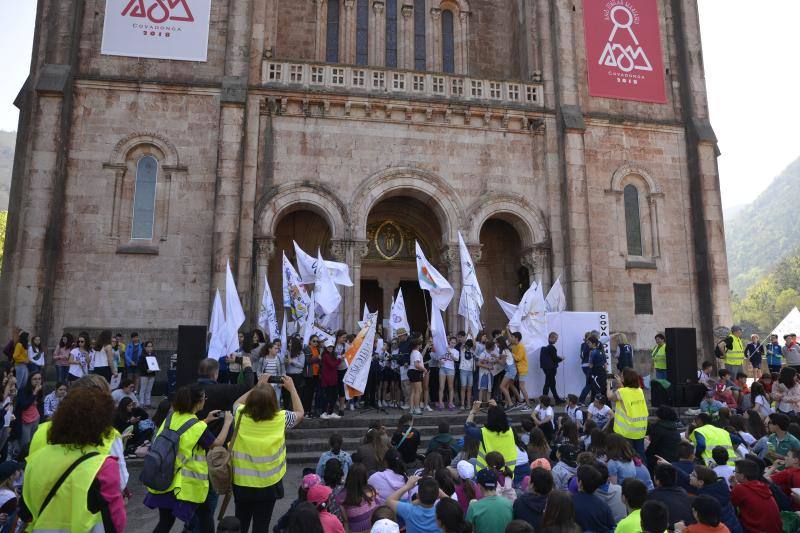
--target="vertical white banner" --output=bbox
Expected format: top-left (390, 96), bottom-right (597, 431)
top-left (101, 0), bottom-right (213, 62)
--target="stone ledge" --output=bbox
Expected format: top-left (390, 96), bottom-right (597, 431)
top-left (626, 259), bottom-right (658, 270)
top-left (116, 243), bottom-right (159, 255)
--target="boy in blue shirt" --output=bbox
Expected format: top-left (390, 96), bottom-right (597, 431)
top-left (572, 464), bottom-right (616, 533)
top-left (386, 475), bottom-right (441, 533)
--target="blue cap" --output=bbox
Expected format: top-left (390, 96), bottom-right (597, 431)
top-left (476, 468), bottom-right (497, 488)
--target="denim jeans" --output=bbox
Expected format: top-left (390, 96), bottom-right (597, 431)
top-left (578, 366), bottom-right (593, 404)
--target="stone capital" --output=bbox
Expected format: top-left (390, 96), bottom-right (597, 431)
top-left (520, 245), bottom-right (550, 280)
top-left (439, 244), bottom-right (460, 273)
top-left (344, 0), bottom-right (355, 8)
top-left (329, 240), bottom-right (346, 262)
top-left (254, 237), bottom-right (276, 266)
top-left (459, 11), bottom-right (470, 22)
top-left (401, 4), bottom-right (413, 17)
top-left (373, 1), bottom-right (384, 14)
top-left (430, 7), bottom-right (442, 19)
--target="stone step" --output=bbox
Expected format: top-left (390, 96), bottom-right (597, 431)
top-left (287, 423), bottom-right (466, 440)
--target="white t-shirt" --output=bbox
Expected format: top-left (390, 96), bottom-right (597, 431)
top-left (400, 364), bottom-right (409, 381)
top-left (589, 403), bottom-right (612, 428)
top-left (714, 465), bottom-right (736, 486)
top-left (754, 395), bottom-right (774, 417)
top-left (68, 348), bottom-right (87, 377)
top-left (503, 348), bottom-right (514, 367)
top-left (566, 405), bottom-right (584, 425)
top-left (28, 347), bottom-right (45, 367)
top-left (459, 350), bottom-right (474, 372)
top-left (91, 348), bottom-right (110, 368)
top-left (440, 348), bottom-right (459, 370)
top-left (410, 350), bottom-right (423, 370)
top-left (534, 405), bottom-right (555, 429)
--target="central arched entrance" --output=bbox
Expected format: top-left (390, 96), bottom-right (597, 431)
top-left (361, 195), bottom-right (443, 333)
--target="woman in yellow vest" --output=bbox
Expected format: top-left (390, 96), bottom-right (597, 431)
top-left (608, 368), bottom-right (649, 457)
top-left (145, 384), bottom-right (233, 532)
top-left (231, 374), bottom-right (304, 532)
top-left (465, 399), bottom-right (517, 474)
top-left (22, 386), bottom-right (127, 532)
top-left (688, 413), bottom-right (736, 466)
top-left (651, 333), bottom-right (667, 380)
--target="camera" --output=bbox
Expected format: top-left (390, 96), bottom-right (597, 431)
top-left (267, 376), bottom-right (285, 384)
top-left (213, 411), bottom-right (226, 418)
top-left (235, 356), bottom-right (244, 364)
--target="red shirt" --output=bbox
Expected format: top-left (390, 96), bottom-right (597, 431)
top-left (770, 466), bottom-right (800, 509)
top-left (321, 352), bottom-right (340, 387)
top-left (730, 480), bottom-right (782, 533)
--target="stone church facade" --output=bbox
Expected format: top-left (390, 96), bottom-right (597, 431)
top-left (1, 0), bottom-right (731, 352)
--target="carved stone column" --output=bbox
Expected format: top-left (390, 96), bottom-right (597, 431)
top-left (430, 8), bottom-right (442, 72)
top-left (372, 2), bottom-right (385, 66)
top-left (458, 11), bottom-right (469, 74)
top-left (343, 0), bottom-right (356, 64)
top-left (314, 0), bottom-right (326, 61)
top-left (252, 237), bottom-right (276, 331)
top-left (400, 4), bottom-right (414, 69)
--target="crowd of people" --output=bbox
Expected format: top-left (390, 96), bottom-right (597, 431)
top-left (0, 321), bottom-right (800, 533)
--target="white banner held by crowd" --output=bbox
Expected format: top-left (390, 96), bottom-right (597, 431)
top-left (313, 250), bottom-right (341, 315)
top-left (545, 277), bottom-right (568, 313)
top-left (415, 241), bottom-right (454, 311)
top-left (208, 289), bottom-right (226, 358)
top-left (509, 281), bottom-right (548, 355)
top-left (223, 260), bottom-right (245, 356)
top-left (282, 252), bottom-right (311, 324)
top-left (101, 0), bottom-right (213, 61)
top-left (496, 297), bottom-right (518, 322)
top-left (257, 274), bottom-right (280, 341)
top-left (293, 241), bottom-right (353, 287)
top-left (390, 289), bottom-right (411, 338)
top-left (457, 232), bottom-right (483, 337)
top-left (431, 306), bottom-right (449, 357)
top-left (343, 312), bottom-right (378, 398)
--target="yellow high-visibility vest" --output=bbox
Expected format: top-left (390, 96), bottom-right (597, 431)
top-left (147, 411), bottom-right (210, 503)
top-left (23, 444), bottom-right (108, 532)
top-left (690, 424), bottom-right (736, 466)
top-left (726, 335), bottom-right (745, 366)
top-left (652, 344), bottom-right (667, 370)
top-left (231, 409), bottom-right (287, 488)
top-left (613, 387), bottom-right (648, 440)
top-left (29, 420), bottom-right (120, 455)
top-left (476, 427), bottom-right (517, 473)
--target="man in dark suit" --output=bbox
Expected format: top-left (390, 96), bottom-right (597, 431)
top-left (539, 331), bottom-right (564, 404)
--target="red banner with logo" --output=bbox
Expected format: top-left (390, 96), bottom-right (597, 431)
top-left (583, 0), bottom-right (667, 103)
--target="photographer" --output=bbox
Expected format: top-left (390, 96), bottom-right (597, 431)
top-left (607, 368), bottom-right (648, 457)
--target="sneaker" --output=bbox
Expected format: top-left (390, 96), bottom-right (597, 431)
top-left (415, 408), bottom-right (423, 415)
top-left (519, 404), bottom-right (532, 412)
top-left (401, 403), bottom-right (409, 410)
top-left (436, 403), bottom-right (444, 411)
top-left (448, 403), bottom-right (456, 410)
top-left (424, 404), bottom-right (433, 412)
top-left (330, 412), bottom-right (341, 419)
top-left (505, 404), bottom-right (520, 412)
top-left (685, 408), bottom-right (701, 416)
top-left (349, 403), bottom-right (355, 411)
top-left (320, 412), bottom-right (331, 419)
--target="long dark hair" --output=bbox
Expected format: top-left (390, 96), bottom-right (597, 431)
top-left (59, 334), bottom-right (74, 349)
top-left (541, 491), bottom-right (580, 531)
top-left (436, 497), bottom-right (472, 533)
top-left (779, 367), bottom-right (797, 389)
top-left (558, 420), bottom-right (579, 447)
top-left (420, 451), bottom-right (444, 477)
top-left (383, 448), bottom-right (407, 480)
top-left (485, 406), bottom-right (510, 433)
top-left (18, 331), bottom-right (29, 350)
top-left (94, 330), bottom-right (112, 352)
top-left (173, 384), bottom-right (205, 414)
top-left (745, 409), bottom-right (767, 439)
top-left (22, 371), bottom-right (43, 398)
top-left (460, 435), bottom-right (480, 460)
top-left (528, 427), bottom-right (551, 459)
top-left (363, 425), bottom-right (389, 466)
top-left (342, 463), bottom-right (373, 507)
top-left (115, 397), bottom-right (135, 427)
top-left (496, 336), bottom-right (509, 352)
top-left (605, 434), bottom-right (636, 462)
top-left (751, 381), bottom-right (766, 404)
top-left (287, 502), bottom-right (324, 533)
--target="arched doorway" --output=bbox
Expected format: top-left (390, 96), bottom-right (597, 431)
top-left (267, 210), bottom-right (332, 319)
top-left (361, 196), bottom-right (443, 333)
top-left (477, 218), bottom-right (529, 330)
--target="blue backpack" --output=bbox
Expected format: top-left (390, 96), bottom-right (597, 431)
top-left (140, 413), bottom-right (199, 491)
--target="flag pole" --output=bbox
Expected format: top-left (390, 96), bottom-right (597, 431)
top-left (422, 292), bottom-right (430, 334)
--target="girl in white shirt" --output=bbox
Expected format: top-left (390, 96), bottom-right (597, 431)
top-left (437, 337), bottom-right (459, 410)
top-left (68, 333), bottom-right (90, 382)
top-left (459, 339), bottom-right (475, 410)
top-left (28, 335), bottom-right (46, 371)
top-left (90, 330), bottom-right (117, 383)
top-left (532, 395), bottom-right (555, 441)
top-left (751, 381), bottom-right (773, 418)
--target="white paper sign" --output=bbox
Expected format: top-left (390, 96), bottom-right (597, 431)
top-left (145, 356), bottom-right (160, 372)
top-left (101, 0), bottom-right (213, 62)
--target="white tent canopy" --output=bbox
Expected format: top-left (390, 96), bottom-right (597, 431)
top-left (772, 306), bottom-right (800, 341)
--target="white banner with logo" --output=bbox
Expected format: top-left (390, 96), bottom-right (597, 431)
top-left (524, 312), bottom-right (611, 398)
top-left (101, 0), bottom-right (213, 62)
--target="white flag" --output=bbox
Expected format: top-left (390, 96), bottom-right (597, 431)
top-left (496, 297), bottom-right (518, 323)
top-left (293, 241), bottom-right (353, 286)
top-left (362, 302), bottom-right (370, 322)
top-left (390, 288), bottom-right (411, 339)
top-left (431, 306), bottom-right (449, 357)
top-left (415, 241), bottom-right (454, 311)
top-left (313, 249), bottom-right (341, 315)
top-left (223, 260), bottom-right (246, 356)
top-left (545, 277), bottom-right (567, 313)
top-left (343, 311), bottom-right (378, 398)
top-left (279, 313), bottom-right (287, 358)
top-left (282, 252), bottom-right (311, 323)
top-left (258, 274), bottom-right (280, 341)
top-left (509, 281), bottom-right (548, 354)
top-left (208, 289), bottom-right (226, 359)
top-left (457, 232), bottom-right (483, 337)
top-left (302, 293), bottom-right (316, 347)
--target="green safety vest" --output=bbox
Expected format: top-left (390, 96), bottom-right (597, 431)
top-left (613, 387), bottom-right (648, 440)
top-left (23, 444), bottom-right (108, 532)
top-left (726, 335), bottom-right (745, 366)
top-left (231, 409), bottom-right (287, 488)
top-left (147, 411), bottom-right (209, 503)
top-left (652, 344), bottom-right (667, 370)
top-left (691, 424), bottom-right (736, 466)
top-left (29, 420), bottom-right (120, 456)
top-left (476, 427), bottom-right (517, 473)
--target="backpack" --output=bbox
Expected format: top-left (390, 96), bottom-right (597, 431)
top-left (140, 413), bottom-right (199, 492)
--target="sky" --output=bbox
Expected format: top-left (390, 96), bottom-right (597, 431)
top-left (0, 1), bottom-right (798, 209)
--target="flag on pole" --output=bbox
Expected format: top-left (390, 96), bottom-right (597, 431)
top-left (208, 289), bottom-right (226, 358)
top-left (302, 293), bottom-right (316, 348)
top-left (257, 274), bottom-right (280, 341)
top-left (343, 311), bottom-right (378, 399)
top-left (282, 252), bottom-right (311, 323)
top-left (279, 313), bottom-right (287, 358)
top-left (223, 259), bottom-right (246, 356)
top-left (457, 232), bottom-right (483, 337)
top-left (415, 241), bottom-right (453, 311)
top-left (390, 288), bottom-right (411, 339)
top-left (293, 241), bottom-right (353, 286)
top-left (496, 297), bottom-right (518, 323)
top-left (545, 277), bottom-right (567, 313)
top-left (313, 249), bottom-right (341, 315)
top-left (430, 306), bottom-right (448, 357)
top-left (509, 281), bottom-right (548, 354)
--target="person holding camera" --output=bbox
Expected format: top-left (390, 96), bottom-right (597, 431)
top-left (231, 374), bottom-right (304, 532)
top-left (607, 368), bottom-right (648, 457)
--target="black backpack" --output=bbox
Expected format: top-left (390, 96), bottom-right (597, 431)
top-left (140, 413), bottom-right (199, 491)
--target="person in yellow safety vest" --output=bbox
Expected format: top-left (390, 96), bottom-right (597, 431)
top-left (723, 325), bottom-right (746, 375)
top-left (466, 399), bottom-right (517, 474)
top-left (29, 373), bottom-right (129, 490)
top-left (607, 368), bottom-right (649, 457)
top-left (230, 374), bottom-right (304, 532)
top-left (21, 386), bottom-right (127, 533)
top-left (652, 333), bottom-right (668, 381)
top-left (689, 413), bottom-right (737, 466)
top-left (145, 384), bottom-right (233, 532)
